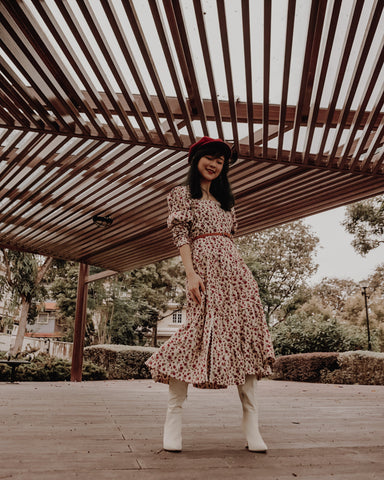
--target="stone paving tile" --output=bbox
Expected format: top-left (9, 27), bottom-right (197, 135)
top-left (0, 380), bottom-right (383, 480)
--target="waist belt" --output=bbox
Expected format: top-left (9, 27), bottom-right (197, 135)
top-left (192, 232), bottom-right (232, 242)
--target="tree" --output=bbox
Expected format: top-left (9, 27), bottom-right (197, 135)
top-left (125, 258), bottom-right (186, 346)
top-left (48, 258), bottom-right (185, 347)
top-left (236, 221), bottom-right (319, 323)
top-left (342, 195), bottom-right (384, 255)
top-left (50, 261), bottom-right (96, 345)
top-left (0, 250), bottom-right (53, 355)
top-left (298, 264), bottom-right (384, 351)
top-left (366, 263), bottom-right (384, 295)
top-left (311, 277), bottom-right (360, 316)
top-left (271, 313), bottom-right (367, 356)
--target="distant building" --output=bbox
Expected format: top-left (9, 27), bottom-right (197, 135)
top-left (154, 303), bottom-right (186, 345)
top-left (26, 301), bottom-right (64, 339)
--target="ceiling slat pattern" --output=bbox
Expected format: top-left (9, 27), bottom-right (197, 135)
top-left (0, 0), bottom-right (383, 272)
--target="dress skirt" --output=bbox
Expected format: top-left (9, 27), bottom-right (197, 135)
top-left (145, 186), bottom-right (275, 388)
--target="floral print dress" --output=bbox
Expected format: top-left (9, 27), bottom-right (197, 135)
top-left (146, 185), bottom-right (275, 388)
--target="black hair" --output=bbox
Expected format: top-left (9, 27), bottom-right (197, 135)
top-left (184, 144), bottom-right (235, 211)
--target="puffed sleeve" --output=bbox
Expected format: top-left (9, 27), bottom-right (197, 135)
top-left (230, 206), bottom-right (238, 235)
top-left (166, 186), bottom-right (193, 248)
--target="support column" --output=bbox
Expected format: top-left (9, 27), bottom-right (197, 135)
top-left (71, 263), bottom-right (89, 382)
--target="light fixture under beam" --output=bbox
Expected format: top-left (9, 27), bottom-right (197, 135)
top-left (92, 214), bottom-right (113, 228)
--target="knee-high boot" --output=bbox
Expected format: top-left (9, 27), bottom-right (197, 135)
top-left (163, 377), bottom-right (188, 452)
top-left (237, 375), bottom-right (268, 452)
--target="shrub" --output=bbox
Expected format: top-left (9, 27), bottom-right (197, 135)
top-left (272, 352), bottom-right (339, 382)
top-left (0, 353), bottom-right (107, 382)
top-left (272, 351), bottom-right (384, 385)
top-left (271, 313), bottom-right (368, 355)
top-left (320, 351), bottom-right (384, 385)
top-left (84, 344), bottom-right (157, 380)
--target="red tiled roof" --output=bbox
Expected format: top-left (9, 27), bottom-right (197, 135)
top-left (25, 332), bottom-right (63, 339)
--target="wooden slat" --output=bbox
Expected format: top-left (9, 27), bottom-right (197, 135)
top-left (277, 0), bottom-right (296, 161)
top-left (325, 0), bottom-right (383, 167)
top-left (0, 40), bottom-right (63, 131)
top-left (338, 35), bottom-right (384, 169)
top-left (2, 143), bottom-right (145, 239)
top-left (1, 2), bottom-right (89, 135)
top-left (353, 83), bottom-right (384, 172)
top-left (362, 115), bottom-right (384, 174)
top-left (164, 0), bottom-right (209, 136)
top-left (30, 0), bottom-right (115, 138)
top-left (53, 0), bottom-right (132, 139)
top-left (193, 0), bottom-right (224, 140)
top-left (0, 0), bottom-right (383, 273)
top-left (26, 86), bottom-right (384, 130)
top-left (371, 146), bottom-right (384, 175)
top-left (121, 0), bottom-right (181, 147)
top-left (262, 0), bottom-right (271, 158)
top-left (0, 140), bottom-right (115, 225)
top-left (149, 0), bottom-right (195, 143)
top-left (302, 0), bottom-right (341, 164)
top-left (241, 0), bottom-right (253, 157)
top-left (216, 0), bottom-right (238, 148)
top-left (13, 149), bottom-right (182, 250)
top-left (289, 0), bottom-right (327, 163)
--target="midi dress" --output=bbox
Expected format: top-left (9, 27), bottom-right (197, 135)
top-left (146, 185), bottom-right (275, 389)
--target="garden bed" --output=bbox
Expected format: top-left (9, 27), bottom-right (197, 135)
top-left (84, 344), bottom-right (157, 380)
top-left (272, 350), bottom-right (384, 385)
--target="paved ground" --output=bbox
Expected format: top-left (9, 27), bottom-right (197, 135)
top-left (0, 379), bottom-right (383, 480)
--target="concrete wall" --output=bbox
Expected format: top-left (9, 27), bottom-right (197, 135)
top-left (0, 334), bottom-right (73, 360)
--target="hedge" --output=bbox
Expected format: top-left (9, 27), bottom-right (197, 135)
top-left (84, 344), bottom-right (157, 380)
top-left (0, 353), bottom-right (107, 382)
top-left (272, 350), bottom-right (384, 385)
top-left (271, 352), bottom-right (339, 383)
top-left (319, 351), bottom-right (384, 385)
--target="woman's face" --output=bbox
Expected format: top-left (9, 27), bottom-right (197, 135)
top-left (197, 154), bottom-right (225, 182)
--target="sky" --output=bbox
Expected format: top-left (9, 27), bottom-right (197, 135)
top-left (304, 207), bottom-right (384, 285)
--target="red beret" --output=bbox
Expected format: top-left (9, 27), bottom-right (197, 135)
top-left (188, 136), bottom-right (233, 164)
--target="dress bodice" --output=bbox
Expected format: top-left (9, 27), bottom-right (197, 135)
top-left (167, 186), bottom-right (237, 248)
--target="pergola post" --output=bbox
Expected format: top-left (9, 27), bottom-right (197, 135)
top-left (71, 262), bottom-right (90, 382)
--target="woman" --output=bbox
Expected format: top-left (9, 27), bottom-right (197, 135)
top-left (146, 136), bottom-right (275, 452)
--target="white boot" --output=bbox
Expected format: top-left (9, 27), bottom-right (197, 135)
top-left (237, 375), bottom-right (268, 452)
top-left (163, 377), bottom-right (188, 452)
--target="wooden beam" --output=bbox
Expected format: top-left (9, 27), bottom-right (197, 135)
top-left (71, 262), bottom-right (89, 382)
top-left (85, 269), bottom-right (117, 284)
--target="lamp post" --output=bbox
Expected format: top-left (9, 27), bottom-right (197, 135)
top-left (361, 286), bottom-right (372, 351)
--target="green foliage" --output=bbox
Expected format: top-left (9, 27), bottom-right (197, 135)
top-left (82, 360), bottom-right (108, 381)
top-left (0, 250), bottom-right (54, 354)
top-left (107, 298), bottom-right (137, 345)
top-left (50, 261), bottom-right (79, 323)
top-left (0, 354), bottom-right (107, 381)
top-left (236, 221), bottom-right (319, 322)
top-left (47, 258), bottom-right (185, 347)
top-left (0, 250), bottom-right (47, 304)
top-left (49, 262), bottom-right (94, 344)
top-left (0, 251), bottom-right (37, 301)
top-left (271, 313), bottom-right (368, 356)
top-left (342, 195), bottom-right (384, 255)
top-left (311, 277), bottom-right (360, 315)
top-left (84, 345), bottom-right (156, 379)
top-left (106, 258), bottom-right (185, 346)
top-left (272, 352), bottom-right (339, 383)
top-left (320, 351), bottom-right (384, 385)
top-left (272, 351), bottom-right (384, 385)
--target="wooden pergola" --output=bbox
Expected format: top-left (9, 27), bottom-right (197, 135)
top-left (1, 0), bottom-right (383, 380)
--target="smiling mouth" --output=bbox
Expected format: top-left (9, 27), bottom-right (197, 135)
top-left (206, 169), bottom-right (215, 174)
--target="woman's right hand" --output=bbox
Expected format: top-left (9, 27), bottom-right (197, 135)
top-left (186, 271), bottom-right (206, 305)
